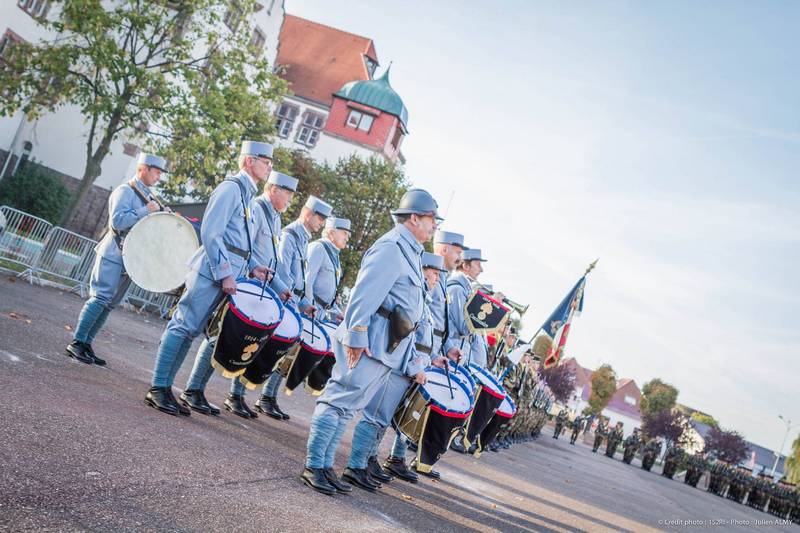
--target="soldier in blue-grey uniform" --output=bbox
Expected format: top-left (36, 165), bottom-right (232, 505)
top-left (253, 195), bottom-right (333, 420)
top-left (305, 216), bottom-right (351, 320)
top-left (66, 153), bottom-right (168, 366)
top-left (179, 170), bottom-right (299, 417)
top-left (347, 252), bottom-right (449, 491)
top-left (300, 188), bottom-right (440, 496)
top-left (144, 141), bottom-right (273, 416)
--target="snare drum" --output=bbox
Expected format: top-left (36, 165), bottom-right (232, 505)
top-left (463, 363), bottom-right (507, 448)
top-left (209, 278), bottom-right (282, 378)
top-left (281, 315), bottom-right (331, 393)
top-left (447, 361), bottom-right (477, 395)
top-left (476, 394), bottom-right (517, 456)
top-left (239, 303), bottom-right (302, 388)
top-left (392, 368), bottom-right (474, 473)
top-left (303, 321), bottom-right (338, 395)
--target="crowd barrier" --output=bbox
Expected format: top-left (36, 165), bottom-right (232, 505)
top-left (0, 205), bottom-right (174, 316)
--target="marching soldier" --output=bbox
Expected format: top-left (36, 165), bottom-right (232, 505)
top-left (305, 217), bottom-right (351, 319)
top-left (553, 408), bottom-right (568, 439)
top-left (622, 428), bottom-right (640, 463)
top-left (605, 421), bottom-right (624, 458)
top-left (569, 414), bottom-right (584, 445)
top-left (301, 188), bottom-right (440, 496)
top-left (661, 442), bottom-right (683, 478)
top-left (179, 170), bottom-right (299, 416)
top-left (66, 153), bottom-right (168, 366)
top-left (445, 248), bottom-right (491, 368)
top-left (592, 417), bottom-right (607, 453)
top-left (144, 141), bottom-right (273, 416)
top-left (255, 195), bottom-right (333, 420)
top-left (641, 436), bottom-right (661, 471)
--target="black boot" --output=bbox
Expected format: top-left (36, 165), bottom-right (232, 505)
top-left (144, 387), bottom-right (179, 415)
top-left (384, 456), bottom-right (418, 483)
top-left (342, 467), bottom-right (380, 492)
top-left (300, 468), bottom-right (336, 496)
top-left (254, 395), bottom-right (283, 420)
top-left (166, 389), bottom-right (190, 416)
top-left (367, 456), bottom-right (393, 483)
top-left (323, 468), bottom-right (353, 494)
top-left (83, 343), bottom-right (106, 366)
top-left (224, 394), bottom-right (251, 419)
top-left (66, 341), bottom-right (94, 365)
top-left (450, 434), bottom-right (468, 453)
top-left (272, 396), bottom-right (290, 420)
top-left (241, 400), bottom-right (258, 419)
top-left (178, 389), bottom-right (211, 415)
top-left (467, 442), bottom-right (478, 455)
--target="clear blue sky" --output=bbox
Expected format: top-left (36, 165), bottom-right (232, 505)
top-left (287, 0), bottom-right (800, 454)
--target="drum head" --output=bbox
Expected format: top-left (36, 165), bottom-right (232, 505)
top-left (273, 303), bottom-right (302, 342)
top-left (229, 279), bottom-right (283, 329)
top-left (468, 363), bottom-right (506, 397)
top-left (420, 368), bottom-right (473, 415)
top-left (497, 394), bottom-right (517, 418)
top-left (300, 316), bottom-right (331, 355)
top-left (122, 212), bottom-right (199, 293)
top-left (318, 322), bottom-right (338, 356)
top-left (447, 361), bottom-right (476, 393)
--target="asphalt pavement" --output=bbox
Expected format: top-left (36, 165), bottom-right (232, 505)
top-left (0, 276), bottom-right (795, 532)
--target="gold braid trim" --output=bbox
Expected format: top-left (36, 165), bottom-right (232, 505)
top-left (414, 407), bottom-right (433, 474)
top-left (209, 356), bottom-right (246, 378)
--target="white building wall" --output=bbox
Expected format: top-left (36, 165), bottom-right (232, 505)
top-left (572, 395), bottom-right (642, 438)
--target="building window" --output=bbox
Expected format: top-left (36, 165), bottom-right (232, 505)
top-left (364, 55), bottom-right (378, 78)
top-left (624, 395), bottom-right (637, 406)
top-left (390, 126), bottom-right (403, 151)
top-left (275, 103), bottom-right (299, 138)
top-left (18, 0), bottom-right (51, 18)
top-left (346, 109), bottom-right (374, 132)
top-left (296, 112), bottom-right (325, 147)
top-left (223, 1), bottom-right (245, 31)
top-left (249, 27), bottom-right (266, 55)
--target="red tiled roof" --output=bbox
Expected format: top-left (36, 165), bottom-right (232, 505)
top-left (276, 15), bottom-right (378, 106)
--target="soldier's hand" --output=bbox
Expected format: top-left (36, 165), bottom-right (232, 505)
top-left (250, 265), bottom-right (273, 282)
top-left (280, 290), bottom-right (292, 302)
top-left (303, 305), bottom-right (316, 317)
top-left (446, 347), bottom-right (461, 361)
top-left (346, 346), bottom-right (370, 369)
top-left (221, 276), bottom-right (237, 295)
top-left (146, 200), bottom-right (160, 213)
top-left (431, 356), bottom-right (447, 369)
top-left (414, 371), bottom-right (427, 385)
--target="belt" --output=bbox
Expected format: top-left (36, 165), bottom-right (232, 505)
top-left (314, 295), bottom-right (333, 309)
top-left (226, 243), bottom-right (250, 261)
top-left (293, 288), bottom-right (305, 298)
top-left (433, 328), bottom-right (445, 338)
top-left (414, 343), bottom-right (432, 355)
top-left (377, 306), bottom-right (391, 319)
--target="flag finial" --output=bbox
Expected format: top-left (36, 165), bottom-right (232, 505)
top-left (585, 258), bottom-right (599, 275)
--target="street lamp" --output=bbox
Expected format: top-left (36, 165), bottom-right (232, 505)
top-left (771, 415), bottom-right (798, 478)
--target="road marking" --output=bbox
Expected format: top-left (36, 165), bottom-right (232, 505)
top-left (1, 350), bottom-right (21, 362)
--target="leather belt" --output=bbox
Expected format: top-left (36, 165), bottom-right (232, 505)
top-left (226, 243), bottom-right (250, 261)
top-left (377, 306), bottom-right (392, 319)
top-left (415, 343), bottom-right (432, 355)
top-left (433, 328), bottom-right (445, 338)
top-left (293, 288), bottom-right (304, 298)
top-left (314, 295), bottom-right (333, 309)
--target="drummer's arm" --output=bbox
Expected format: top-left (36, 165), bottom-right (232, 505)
top-left (109, 186), bottom-right (149, 232)
top-left (201, 182), bottom-right (238, 281)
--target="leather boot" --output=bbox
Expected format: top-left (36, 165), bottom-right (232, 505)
top-left (254, 395), bottom-right (283, 420)
top-left (144, 387), bottom-right (179, 416)
top-left (83, 343), bottom-right (106, 366)
top-left (300, 467), bottom-right (336, 496)
top-left (323, 468), bottom-right (352, 494)
top-left (224, 394), bottom-right (251, 419)
top-left (66, 341), bottom-right (94, 365)
top-left (450, 434), bottom-right (468, 453)
top-left (342, 467), bottom-right (379, 492)
top-left (383, 456), bottom-right (418, 484)
top-left (197, 390), bottom-right (220, 416)
top-left (272, 397), bottom-right (290, 420)
top-left (241, 400), bottom-right (258, 419)
top-left (367, 456), bottom-right (393, 483)
top-left (166, 389), bottom-right (190, 416)
top-left (180, 389), bottom-right (211, 415)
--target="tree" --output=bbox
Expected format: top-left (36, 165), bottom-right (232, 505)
top-left (640, 378), bottom-right (679, 418)
top-left (785, 435), bottom-right (800, 484)
top-left (0, 0), bottom-right (284, 226)
top-left (540, 362), bottom-right (576, 404)
top-left (642, 409), bottom-right (691, 446)
top-left (703, 426), bottom-right (750, 464)
top-left (690, 412), bottom-right (718, 428)
top-left (586, 364), bottom-right (616, 416)
top-left (0, 163), bottom-right (70, 224)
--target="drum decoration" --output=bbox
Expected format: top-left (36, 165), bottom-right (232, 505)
top-left (210, 278), bottom-right (282, 378)
top-left (475, 394), bottom-right (517, 457)
top-left (282, 316), bottom-right (331, 394)
top-left (392, 368), bottom-right (474, 473)
top-left (463, 363), bottom-right (507, 449)
top-left (239, 302), bottom-right (301, 389)
top-left (122, 212), bottom-right (200, 293)
top-left (464, 290), bottom-right (511, 336)
top-left (304, 321), bottom-right (339, 396)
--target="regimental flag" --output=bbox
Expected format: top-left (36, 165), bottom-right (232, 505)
top-left (540, 276), bottom-right (587, 369)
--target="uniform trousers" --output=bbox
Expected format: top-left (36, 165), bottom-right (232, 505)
top-left (73, 257), bottom-right (131, 344)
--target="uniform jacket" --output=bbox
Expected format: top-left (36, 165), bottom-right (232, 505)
top-left (252, 195), bottom-right (289, 295)
top-left (279, 219), bottom-right (311, 309)
top-left (336, 224), bottom-right (425, 372)
top-left (95, 178), bottom-right (154, 265)
top-left (305, 238), bottom-right (342, 317)
top-left (429, 272), bottom-right (448, 356)
top-left (445, 271), bottom-right (487, 367)
top-left (404, 291), bottom-right (435, 377)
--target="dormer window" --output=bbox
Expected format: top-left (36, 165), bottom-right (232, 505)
top-left (364, 55), bottom-right (378, 79)
top-left (346, 109), bottom-right (374, 133)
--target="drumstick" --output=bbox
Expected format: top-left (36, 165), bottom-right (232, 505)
top-left (259, 279), bottom-right (267, 301)
top-left (236, 288), bottom-right (276, 300)
top-left (426, 380), bottom-right (456, 392)
top-left (443, 356), bottom-right (454, 400)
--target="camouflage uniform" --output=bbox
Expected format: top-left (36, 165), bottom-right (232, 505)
top-left (622, 432), bottom-right (641, 464)
top-left (592, 420), bottom-right (607, 453)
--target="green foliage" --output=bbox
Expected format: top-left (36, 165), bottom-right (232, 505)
top-left (0, 0), bottom-right (286, 226)
top-left (640, 378), bottom-right (679, 418)
top-left (0, 164), bottom-right (70, 224)
top-left (587, 364), bottom-right (616, 416)
top-left (786, 435), bottom-right (800, 484)
top-left (690, 412), bottom-right (718, 428)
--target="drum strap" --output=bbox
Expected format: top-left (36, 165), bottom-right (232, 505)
top-left (107, 180), bottom-right (161, 249)
top-left (284, 226), bottom-right (307, 300)
top-left (223, 178), bottom-right (252, 263)
top-left (256, 197), bottom-right (279, 270)
top-left (438, 275), bottom-right (449, 356)
top-left (317, 239), bottom-right (341, 308)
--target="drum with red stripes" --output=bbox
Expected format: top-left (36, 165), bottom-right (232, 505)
top-left (239, 302), bottom-right (301, 388)
top-left (303, 321), bottom-right (338, 395)
top-left (476, 393), bottom-right (517, 455)
top-left (463, 363), bottom-right (507, 449)
top-left (281, 315), bottom-right (331, 393)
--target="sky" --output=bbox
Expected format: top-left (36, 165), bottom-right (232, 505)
top-left (286, 0), bottom-right (800, 454)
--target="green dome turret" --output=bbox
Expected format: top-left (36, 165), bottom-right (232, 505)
top-left (334, 67), bottom-right (408, 129)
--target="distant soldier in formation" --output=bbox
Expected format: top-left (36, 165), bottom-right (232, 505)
top-left (604, 421), bottom-right (623, 458)
top-left (661, 443), bottom-right (683, 479)
top-left (622, 428), bottom-right (641, 464)
top-left (569, 414), bottom-right (584, 445)
top-left (553, 408), bottom-right (568, 439)
top-left (592, 418), bottom-right (607, 453)
top-left (641, 436), bottom-right (661, 471)
top-left (683, 453), bottom-right (707, 487)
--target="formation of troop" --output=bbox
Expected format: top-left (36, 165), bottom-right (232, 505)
top-left (66, 141), bottom-right (558, 496)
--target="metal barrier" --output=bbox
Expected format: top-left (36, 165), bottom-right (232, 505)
top-left (122, 283), bottom-right (176, 318)
top-left (0, 205), bottom-right (54, 273)
top-left (23, 226), bottom-right (98, 296)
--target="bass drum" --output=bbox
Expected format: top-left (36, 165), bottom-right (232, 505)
top-left (122, 212), bottom-right (199, 293)
top-left (239, 303), bottom-right (302, 389)
top-left (209, 278), bottom-right (282, 378)
top-left (392, 367), bottom-right (474, 473)
top-left (281, 316), bottom-right (331, 394)
top-left (476, 394), bottom-right (516, 456)
top-left (303, 321), bottom-right (338, 396)
top-left (463, 363), bottom-right (506, 448)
